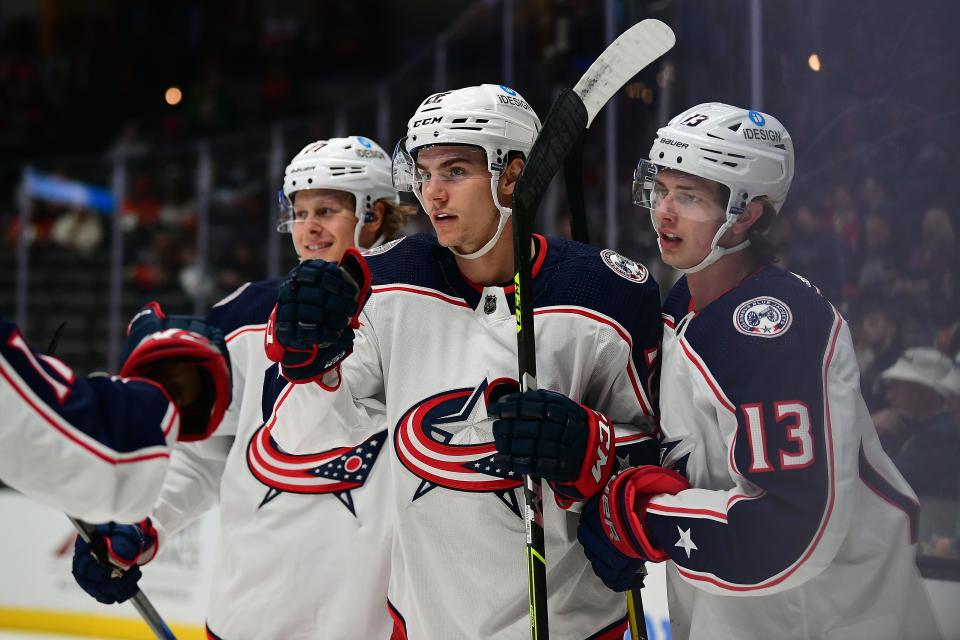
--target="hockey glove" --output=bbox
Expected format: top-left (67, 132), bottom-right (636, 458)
top-left (489, 389), bottom-right (616, 507)
top-left (71, 519), bottom-right (158, 605)
top-left (120, 302), bottom-right (231, 441)
top-left (577, 465), bottom-right (689, 591)
top-left (265, 247), bottom-right (371, 383)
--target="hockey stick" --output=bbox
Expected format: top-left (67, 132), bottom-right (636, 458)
top-left (43, 329), bottom-right (177, 640)
top-left (511, 18), bottom-right (675, 640)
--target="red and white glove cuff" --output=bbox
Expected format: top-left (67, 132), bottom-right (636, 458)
top-left (601, 465), bottom-right (690, 563)
top-left (551, 406), bottom-right (616, 508)
top-left (103, 518), bottom-right (159, 570)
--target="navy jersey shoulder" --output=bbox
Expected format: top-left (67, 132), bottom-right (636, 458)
top-left (534, 236), bottom-right (661, 332)
top-left (683, 266), bottom-right (837, 403)
top-left (364, 234), bottom-right (461, 296)
top-left (207, 278), bottom-right (283, 335)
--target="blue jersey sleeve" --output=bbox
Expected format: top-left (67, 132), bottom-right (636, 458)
top-left (645, 271), bottom-right (876, 594)
top-left (0, 318), bottom-right (175, 521)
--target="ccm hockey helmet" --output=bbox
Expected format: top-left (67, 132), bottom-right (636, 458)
top-left (633, 103), bottom-right (794, 273)
top-left (392, 84), bottom-right (541, 259)
top-left (279, 135), bottom-right (398, 248)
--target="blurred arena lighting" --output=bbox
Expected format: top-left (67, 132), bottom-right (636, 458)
top-left (807, 53), bottom-right (822, 72)
top-left (164, 86), bottom-right (183, 106)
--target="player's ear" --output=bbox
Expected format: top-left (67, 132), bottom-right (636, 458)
top-left (366, 201), bottom-right (386, 232)
top-left (498, 156), bottom-right (525, 203)
top-left (731, 199), bottom-right (765, 235)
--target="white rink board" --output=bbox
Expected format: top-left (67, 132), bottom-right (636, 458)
top-left (0, 491), bottom-right (217, 636)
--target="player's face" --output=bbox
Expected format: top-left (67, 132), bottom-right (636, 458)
top-left (290, 189), bottom-right (357, 262)
top-left (415, 145), bottom-right (499, 254)
top-left (650, 170), bottom-right (727, 270)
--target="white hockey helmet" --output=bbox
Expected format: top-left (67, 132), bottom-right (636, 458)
top-left (633, 103), bottom-right (795, 273)
top-left (279, 135), bottom-right (398, 249)
top-left (392, 84), bottom-right (541, 259)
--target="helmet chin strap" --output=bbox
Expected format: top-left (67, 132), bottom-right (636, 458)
top-left (449, 174), bottom-right (512, 261)
top-left (650, 211), bottom-right (752, 274)
top-left (352, 214), bottom-right (385, 251)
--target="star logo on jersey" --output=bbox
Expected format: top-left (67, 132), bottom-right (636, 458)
top-left (394, 379), bottom-right (524, 518)
top-left (659, 437), bottom-right (692, 478)
top-left (246, 424), bottom-right (387, 517)
top-left (675, 526), bottom-right (698, 558)
top-left (601, 249), bottom-right (649, 284)
top-left (733, 296), bottom-right (792, 338)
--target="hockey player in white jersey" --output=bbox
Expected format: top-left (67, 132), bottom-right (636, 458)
top-left (72, 136), bottom-right (414, 638)
top-left (576, 103), bottom-right (943, 639)
top-left (0, 308), bottom-right (229, 523)
top-left (266, 84), bottom-right (663, 639)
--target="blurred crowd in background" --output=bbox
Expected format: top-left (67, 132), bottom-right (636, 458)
top-left (1, 0), bottom-right (959, 575)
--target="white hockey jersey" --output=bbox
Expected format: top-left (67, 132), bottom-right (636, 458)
top-left (273, 234), bottom-right (662, 640)
top-left (148, 280), bottom-right (393, 640)
top-left (0, 318), bottom-right (178, 522)
top-left (650, 268), bottom-right (942, 640)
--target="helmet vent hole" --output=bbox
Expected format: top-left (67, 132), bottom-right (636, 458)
top-left (452, 118), bottom-right (468, 124)
top-left (676, 157), bottom-right (683, 164)
top-left (706, 132), bottom-right (724, 140)
top-left (658, 152), bottom-right (664, 159)
top-left (774, 144), bottom-right (787, 150)
top-left (722, 161), bottom-right (738, 168)
top-left (475, 119), bottom-right (489, 124)
top-left (728, 123), bottom-right (742, 132)
top-left (307, 178), bottom-right (313, 184)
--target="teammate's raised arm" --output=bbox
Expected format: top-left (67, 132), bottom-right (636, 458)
top-left (0, 309), bottom-right (228, 523)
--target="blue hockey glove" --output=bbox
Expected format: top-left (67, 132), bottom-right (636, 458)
top-left (265, 247), bottom-right (371, 383)
top-left (120, 302), bottom-right (231, 441)
top-left (71, 519), bottom-right (158, 605)
top-left (489, 389), bottom-right (616, 507)
top-left (577, 465), bottom-right (689, 591)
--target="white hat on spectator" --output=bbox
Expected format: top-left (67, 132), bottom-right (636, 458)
top-left (939, 352), bottom-right (960, 397)
top-left (881, 347), bottom-right (954, 396)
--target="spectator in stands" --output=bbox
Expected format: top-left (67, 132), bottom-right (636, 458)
top-left (50, 207), bottom-right (103, 256)
top-left (893, 207), bottom-right (956, 337)
top-left (857, 210), bottom-right (901, 294)
top-left (831, 183), bottom-right (862, 255)
top-left (783, 203), bottom-right (845, 306)
top-left (873, 347), bottom-right (959, 500)
top-left (855, 294), bottom-right (905, 412)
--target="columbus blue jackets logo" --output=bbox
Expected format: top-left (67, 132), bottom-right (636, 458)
top-left (601, 249), bottom-right (648, 283)
top-left (394, 379), bottom-right (524, 517)
top-left (733, 296), bottom-right (792, 338)
top-left (246, 424), bottom-right (386, 516)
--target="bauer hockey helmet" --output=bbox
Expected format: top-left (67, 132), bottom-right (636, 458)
top-left (633, 102), bottom-right (794, 273)
top-left (392, 84), bottom-right (541, 259)
top-left (279, 135), bottom-right (398, 249)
